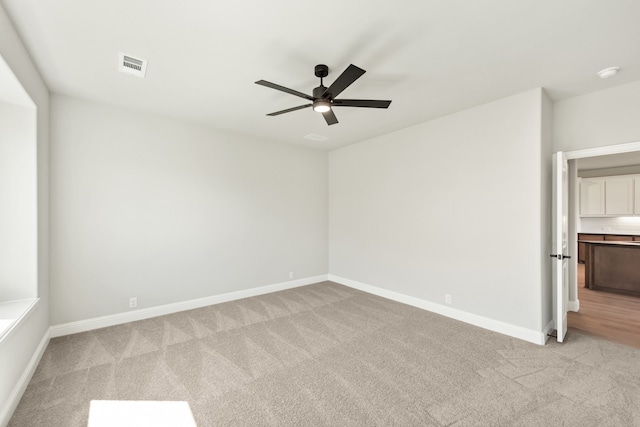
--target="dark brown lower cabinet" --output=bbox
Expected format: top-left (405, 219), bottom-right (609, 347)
top-left (577, 234), bottom-right (605, 264)
top-left (585, 242), bottom-right (640, 297)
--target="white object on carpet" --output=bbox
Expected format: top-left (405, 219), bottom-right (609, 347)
top-left (88, 400), bottom-right (197, 427)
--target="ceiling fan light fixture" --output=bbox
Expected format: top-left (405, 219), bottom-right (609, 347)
top-left (313, 100), bottom-right (331, 113)
top-left (256, 64), bottom-right (391, 126)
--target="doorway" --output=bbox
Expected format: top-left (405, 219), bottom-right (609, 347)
top-left (564, 141), bottom-right (640, 348)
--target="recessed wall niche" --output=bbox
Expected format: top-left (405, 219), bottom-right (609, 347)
top-left (0, 54), bottom-right (38, 306)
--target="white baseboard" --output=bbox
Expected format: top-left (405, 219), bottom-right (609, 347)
top-left (0, 328), bottom-right (50, 427)
top-left (50, 275), bottom-right (328, 338)
top-left (328, 274), bottom-right (547, 345)
top-left (568, 299), bottom-right (579, 312)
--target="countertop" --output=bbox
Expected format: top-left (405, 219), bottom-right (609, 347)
top-left (578, 240), bottom-right (640, 247)
top-left (579, 232), bottom-right (640, 236)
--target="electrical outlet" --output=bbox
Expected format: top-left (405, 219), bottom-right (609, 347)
top-left (289, 271), bottom-right (294, 279)
top-left (603, 227), bottom-right (611, 232)
top-left (445, 294), bottom-right (452, 304)
top-left (129, 297), bottom-right (137, 309)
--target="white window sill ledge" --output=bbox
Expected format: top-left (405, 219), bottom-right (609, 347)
top-left (0, 298), bottom-right (39, 343)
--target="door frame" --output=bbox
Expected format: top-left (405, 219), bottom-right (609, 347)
top-left (560, 140), bottom-right (640, 315)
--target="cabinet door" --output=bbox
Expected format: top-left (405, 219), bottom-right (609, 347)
top-left (579, 178), bottom-right (605, 216)
top-left (605, 176), bottom-right (634, 215)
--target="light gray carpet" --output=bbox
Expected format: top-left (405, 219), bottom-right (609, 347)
top-left (9, 281), bottom-right (640, 426)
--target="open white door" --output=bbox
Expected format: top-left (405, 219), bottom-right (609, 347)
top-left (552, 152), bottom-right (569, 342)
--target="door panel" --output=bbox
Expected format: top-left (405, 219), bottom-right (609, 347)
top-left (552, 152), bottom-right (569, 343)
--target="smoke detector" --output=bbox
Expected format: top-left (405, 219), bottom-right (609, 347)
top-left (596, 66), bottom-right (620, 79)
top-left (118, 53), bottom-right (147, 78)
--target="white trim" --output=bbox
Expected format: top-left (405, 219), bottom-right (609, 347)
top-left (564, 140), bottom-right (640, 160)
top-left (329, 275), bottom-right (548, 345)
top-left (50, 275), bottom-right (328, 338)
top-left (0, 328), bottom-right (50, 427)
top-left (568, 299), bottom-right (580, 312)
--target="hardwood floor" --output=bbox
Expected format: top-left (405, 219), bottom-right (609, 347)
top-left (568, 263), bottom-right (640, 348)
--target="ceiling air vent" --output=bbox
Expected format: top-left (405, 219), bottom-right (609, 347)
top-left (118, 53), bottom-right (147, 78)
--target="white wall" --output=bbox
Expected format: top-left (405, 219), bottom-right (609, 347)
top-left (579, 217), bottom-right (640, 235)
top-left (50, 95), bottom-right (328, 325)
top-left (553, 79), bottom-right (640, 314)
top-left (539, 90), bottom-right (553, 332)
top-left (554, 80), bottom-right (640, 152)
top-left (0, 102), bottom-right (37, 301)
top-left (329, 89), bottom-right (548, 335)
top-left (0, 4), bottom-right (50, 425)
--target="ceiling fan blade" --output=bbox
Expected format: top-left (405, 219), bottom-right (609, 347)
top-left (322, 64), bottom-right (366, 99)
top-left (267, 104), bottom-right (312, 116)
top-left (255, 80), bottom-right (314, 101)
top-left (322, 109), bottom-right (338, 125)
top-left (332, 99), bottom-right (392, 109)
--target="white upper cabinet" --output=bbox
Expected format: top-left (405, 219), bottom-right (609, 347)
top-left (605, 176), bottom-right (634, 215)
top-left (579, 175), bottom-right (636, 217)
top-left (579, 178), bottom-right (605, 216)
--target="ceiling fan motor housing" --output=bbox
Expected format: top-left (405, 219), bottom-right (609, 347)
top-left (313, 85), bottom-right (328, 99)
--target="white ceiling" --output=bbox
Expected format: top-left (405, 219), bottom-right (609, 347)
top-left (2, 0), bottom-right (640, 150)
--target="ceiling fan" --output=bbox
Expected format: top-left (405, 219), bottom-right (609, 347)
top-left (255, 64), bottom-right (392, 125)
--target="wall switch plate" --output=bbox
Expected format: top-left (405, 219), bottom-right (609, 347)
top-left (289, 272), bottom-right (294, 279)
top-left (129, 297), bottom-right (137, 308)
top-left (445, 294), bottom-right (452, 304)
